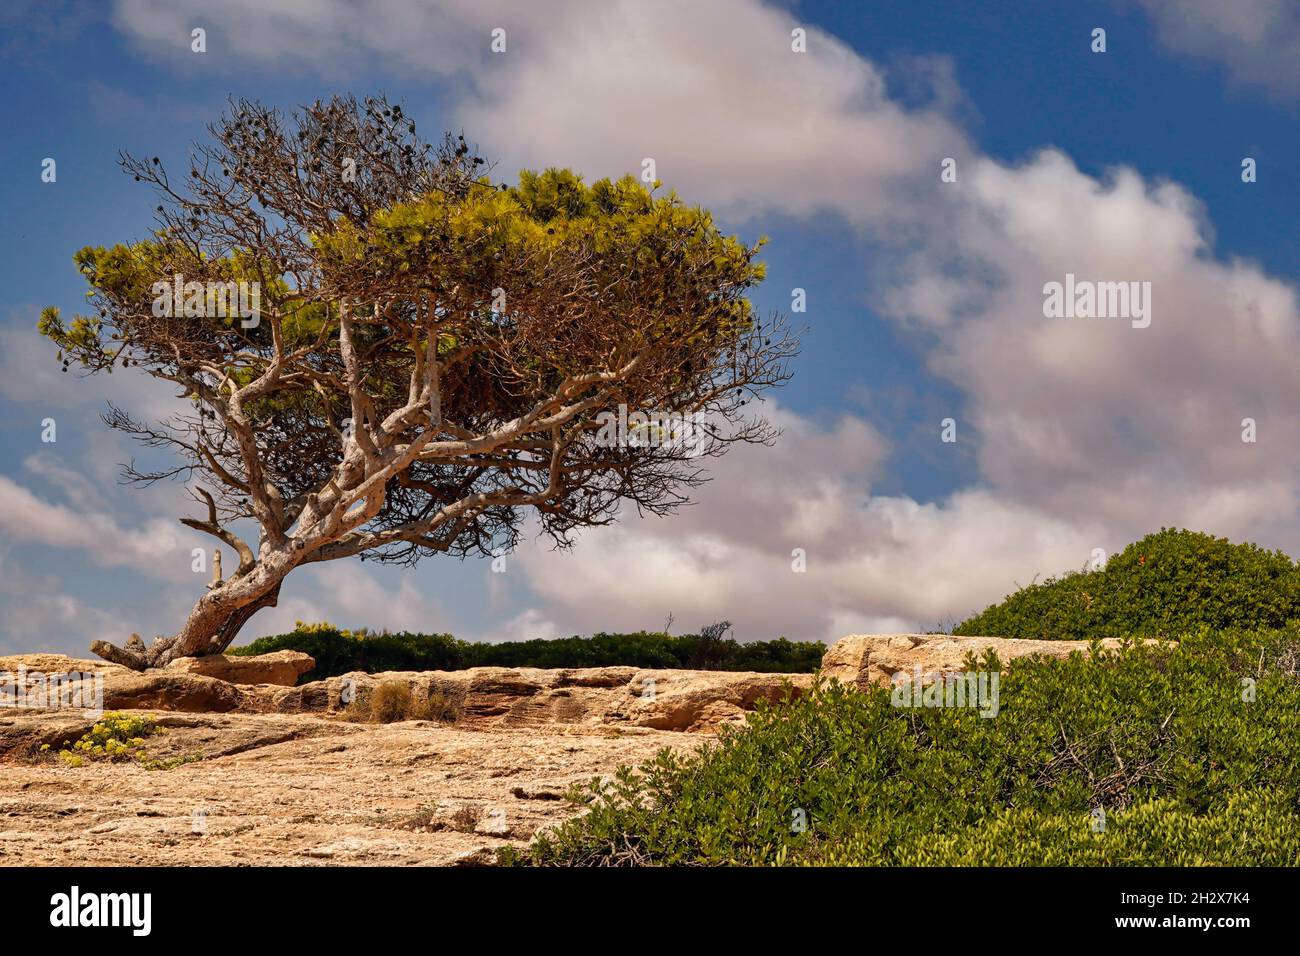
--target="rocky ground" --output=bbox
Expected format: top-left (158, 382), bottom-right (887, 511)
top-left (0, 633), bottom-right (1122, 866)
top-left (0, 656), bottom-right (810, 866)
top-left (0, 710), bottom-right (695, 866)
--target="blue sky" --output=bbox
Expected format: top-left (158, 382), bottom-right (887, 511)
top-left (4, 0), bottom-right (1300, 655)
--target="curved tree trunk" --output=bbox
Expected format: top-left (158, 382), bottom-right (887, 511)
top-left (91, 571), bottom-right (286, 671)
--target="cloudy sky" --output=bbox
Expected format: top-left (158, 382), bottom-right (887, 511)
top-left (3, 0), bottom-right (1300, 655)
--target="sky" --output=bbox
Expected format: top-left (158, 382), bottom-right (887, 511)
top-left (3, 0), bottom-right (1300, 655)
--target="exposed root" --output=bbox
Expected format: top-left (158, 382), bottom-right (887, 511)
top-left (89, 634), bottom-right (180, 671)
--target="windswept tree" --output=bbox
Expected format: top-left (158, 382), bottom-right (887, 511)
top-left (40, 95), bottom-right (796, 670)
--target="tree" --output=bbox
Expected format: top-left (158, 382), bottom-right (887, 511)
top-left (40, 95), bottom-right (797, 670)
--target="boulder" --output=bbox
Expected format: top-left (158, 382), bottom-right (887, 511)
top-left (267, 665), bottom-right (810, 732)
top-left (0, 653), bottom-right (256, 715)
top-left (165, 650), bottom-right (315, 686)
top-left (0, 653), bottom-right (807, 731)
top-left (819, 633), bottom-right (1132, 690)
top-left (103, 670), bottom-right (255, 712)
top-left (0, 653), bottom-right (124, 675)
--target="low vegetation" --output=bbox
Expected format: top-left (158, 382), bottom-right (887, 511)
top-left (42, 712), bottom-right (201, 771)
top-left (231, 621), bottom-right (824, 682)
top-left (955, 528), bottom-right (1300, 639)
top-left (342, 680), bottom-right (461, 724)
top-left (513, 628), bottom-right (1300, 865)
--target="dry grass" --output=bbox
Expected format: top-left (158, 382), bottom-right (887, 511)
top-left (343, 681), bottom-right (462, 724)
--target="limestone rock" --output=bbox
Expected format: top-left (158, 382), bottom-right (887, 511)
top-left (820, 633), bottom-right (1131, 690)
top-left (267, 665), bottom-right (810, 732)
top-left (3, 653), bottom-right (805, 731)
top-left (0, 653), bottom-right (125, 675)
top-left (166, 650), bottom-right (315, 686)
top-left (103, 670), bottom-right (254, 712)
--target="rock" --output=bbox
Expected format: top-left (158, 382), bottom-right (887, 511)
top-left (451, 846), bottom-right (502, 866)
top-left (0, 708), bottom-right (700, 866)
top-left (0, 712), bottom-right (99, 759)
top-left (166, 651), bottom-right (315, 686)
top-left (104, 670), bottom-right (254, 712)
top-left (820, 633), bottom-right (1134, 690)
top-left (1, 653), bottom-right (807, 731)
top-left (0, 654), bottom-right (124, 676)
top-left (267, 665), bottom-right (810, 732)
top-left (0, 653), bottom-right (252, 715)
top-left (624, 669), bottom-right (809, 731)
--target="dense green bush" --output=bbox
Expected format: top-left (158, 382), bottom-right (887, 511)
top-left (230, 621), bottom-right (824, 683)
top-left (955, 528), bottom-right (1300, 639)
top-left (516, 628), bottom-right (1300, 866)
top-left (229, 622), bottom-right (464, 681)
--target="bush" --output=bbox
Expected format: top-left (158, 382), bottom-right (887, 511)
top-left (411, 691), bottom-right (460, 723)
top-left (230, 622), bottom-right (464, 682)
top-left (369, 681), bottom-right (413, 723)
top-left (45, 712), bottom-right (157, 767)
top-left (955, 528), bottom-right (1300, 639)
top-left (231, 621), bottom-right (824, 682)
top-left (518, 628), bottom-right (1300, 866)
top-left (342, 680), bottom-right (462, 724)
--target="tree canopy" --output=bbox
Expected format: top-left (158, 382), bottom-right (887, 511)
top-left (40, 94), bottom-right (796, 668)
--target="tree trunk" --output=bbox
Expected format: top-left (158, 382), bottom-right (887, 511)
top-left (91, 573), bottom-right (285, 671)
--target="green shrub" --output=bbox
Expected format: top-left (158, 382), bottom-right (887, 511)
top-left (519, 628), bottom-right (1300, 866)
top-left (955, 528), bottom-right (1300, 639)
top-left (40, 712), bottom-right (199, 770)
top-left (230, 622), bottom-right (464, 682)
top-left (231, 621), bottom-right (824, 682)
top-left (818, 791), bottom-right (1300, 866)
top-left (45, 711), bottom-right (157, 767)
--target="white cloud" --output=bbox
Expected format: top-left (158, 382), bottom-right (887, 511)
top-left (511, 407), bottom-right (1107, 642)
top-left (249, 562), bottom-right (454, 637)
top-left (456, 0), bottom-right (967, 224)
top-left (0, 551), bottom-right (131, 655)
top-left (92, 0), bottom-right (1300, 650)
top-left (0, 591), bottom-right (129, 656)
top-left (882, 148), bottom-right (1300, 542)
top-left (0, 314), bottom-right (190, 423)
top-left (0, 473), bottom-right (199, 578)
top-left (110, 0), bottom-right (969, 225)
top-left (21, 451), bottom-right (109, 510)
top-left (1136, 0), bottom-right (1300, 99)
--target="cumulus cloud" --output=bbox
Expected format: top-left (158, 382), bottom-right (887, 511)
top-left (1136, 0), bottom-right (1300, 99)
top-left (110, 0), bottom-right (969, 224)
top-left (0, 473), bottom-right (199, 578)
top-left (882, 148), bottom-right (1300, 544)
top-left (251, 562), bottom-right (454, 637)
top-left (89, 0), bottom-right (1300, 646)
top-left (509, 405), bottom-right (1107, 643)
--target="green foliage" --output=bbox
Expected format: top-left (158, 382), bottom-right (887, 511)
top-left (519, 628), bottom-right (1300, 866)
top-left (229, 621), bottom-right (824, 682)
top-left (819, 791), bottom-right (1300, 866)
top-left (229, 621), bottom-right (464, 681)
top-left (955, 528), bottom-right (1300, 639)
top-left (45, 712), bottom-right (156, 767)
